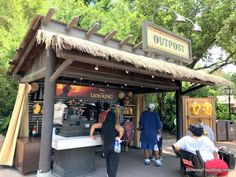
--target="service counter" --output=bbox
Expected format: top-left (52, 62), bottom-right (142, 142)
top-left (52, 134), bottom-right (102, 177)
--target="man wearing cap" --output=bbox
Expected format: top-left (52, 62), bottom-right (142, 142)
top-left (139, 103), bottom-right (162, 166)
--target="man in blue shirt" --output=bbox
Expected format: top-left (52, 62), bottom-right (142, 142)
top-left (139, 103), bottom-right (162, 166)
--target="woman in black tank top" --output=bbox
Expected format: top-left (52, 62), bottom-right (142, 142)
top-left (90, 111), bottom-right (124, 177)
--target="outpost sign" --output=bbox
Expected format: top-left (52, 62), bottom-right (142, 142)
top-left (142, 21), bottom-right (192, 64)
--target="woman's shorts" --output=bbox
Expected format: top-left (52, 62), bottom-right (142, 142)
top-left (205, 158), bottom-right (228, 176)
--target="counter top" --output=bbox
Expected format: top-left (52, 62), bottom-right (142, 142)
top-left (52, 135), bottom-right (103, 150)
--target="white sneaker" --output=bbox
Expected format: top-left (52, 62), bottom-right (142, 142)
top-left (144, 159), bottom-right (151, 165)
top-left (155, 159), bottom-right (162, 166)
top-left (150, 156), bottom-right (156, 161)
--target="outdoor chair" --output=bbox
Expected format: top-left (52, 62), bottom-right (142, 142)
top-left (172, 145), bottom-right (209, 177)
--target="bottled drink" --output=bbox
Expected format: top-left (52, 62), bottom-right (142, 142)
top-left (114, 140), bottom-right (121, 153)
top-left (32, 126), bottom-right (37, 137)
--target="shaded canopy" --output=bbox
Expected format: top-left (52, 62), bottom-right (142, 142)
top-left (36, 29), bottom-right (232, 86)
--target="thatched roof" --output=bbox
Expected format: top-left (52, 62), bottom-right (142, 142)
top-left (36, 29), bottom-right (232, 86)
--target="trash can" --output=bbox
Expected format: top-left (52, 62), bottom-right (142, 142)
top-left (216, 120), bottom-right (227, 141)
top-left (226, 121), bottom-right (236, 141)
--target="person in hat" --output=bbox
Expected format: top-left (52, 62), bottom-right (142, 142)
top-left (138, 103), bottom-right (162, 166)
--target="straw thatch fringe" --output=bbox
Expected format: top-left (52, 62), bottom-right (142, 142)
top-left (36, 30), bottom-right (232, 86)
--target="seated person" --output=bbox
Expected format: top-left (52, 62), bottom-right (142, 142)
top-left (186, 119), bottom-right (214, 141)
top-left (174, 124), bottom-right (228, 177)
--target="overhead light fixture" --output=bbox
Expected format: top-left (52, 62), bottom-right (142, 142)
top-left (185, 18), bottom-right (202, 32)
top-left (91, 83), bottom-right (94, 86)
top-left (192, 23), bottom-right (202, 32)
top-left (125, 70), bottom-right (129, 74)
top-left (121, 86), bottom-right (123, 89)
top-left (94, 65), bottom-right (99, 71)
top-left (107, 84), bottom-right (109, 87)
top-left (124, 84), bottom-right (127, 86)
top-left (155, 6), bottom-right (202, 33)
top-left (156, 88), bottom-right (158, 90)
top-left (175, 13), bottom-right (186, 23)
top-left (73, 80), bottom-right (76, 83)
top-left (80, 78), bottom-right (83, 80)
top-left (152, 75), bottom-right (155, 78)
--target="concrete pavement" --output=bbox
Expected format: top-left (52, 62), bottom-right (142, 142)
top-left (0, 138), bottom-right (235, 177)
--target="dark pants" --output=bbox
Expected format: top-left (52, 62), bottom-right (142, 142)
top-left (104, 149), bottom-right (120, 177)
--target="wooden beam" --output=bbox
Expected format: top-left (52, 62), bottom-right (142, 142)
top-left (57, 51), bottom-right (214, 86)
top-left (176, 81), bottom-right (183, 140)
top-left (62, 68), bottom-right (180, 91)
top-left (65, 16), bottom-right (79, 32)
top-left (50, 59), bottom-right (73, 82)
top-left (181, 84), bottom-right (206, 95)
top-left (119, 35), bottom-right (133, 48)
top-left (132, 41), bottom-right (142, 51)
top-left (20, 67), bottom-right (46, 83)
top-left (103, 30), bottom-right (117, 43)
top-left (13, 34), bottom-right (37, 75)
top-left (39, 20), bottom-right (147, 59)
top-left (86, 22), bottom-right (101, 38)
top-left (39, 49), bottom-right (56, 173)
top-left (42, 8), bottom-right (55, 26)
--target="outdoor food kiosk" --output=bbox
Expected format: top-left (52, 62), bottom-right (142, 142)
top-left (2, 8), bottom-right (232, 177)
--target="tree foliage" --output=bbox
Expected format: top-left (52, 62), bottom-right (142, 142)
top-left (0, 0), bottom-right (235, 134)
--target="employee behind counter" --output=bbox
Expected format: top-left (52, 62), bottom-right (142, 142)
top-left (52, 100), bottom-right (99, 137)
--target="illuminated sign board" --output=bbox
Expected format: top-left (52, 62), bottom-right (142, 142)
top-left (56, 84), bottom-right (117, 100)
top-left (142, 21), bottom-right (192, 63)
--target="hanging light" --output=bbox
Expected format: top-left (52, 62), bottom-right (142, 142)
top-left (175, 13), bottom-right (186, 23)
top-left (94, 65), bottom-right (99, 71)
top-left (155, 6), bottom-right (202, 33)
top-left (185, 18), bottom-right (202, 32)
top-left (152, 75), bottom-right (155, 78)
top-left (125, 70), bottom-right (129, 74)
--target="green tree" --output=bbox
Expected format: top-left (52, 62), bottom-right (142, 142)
top-left (0, 0), bottom-right (235, 134)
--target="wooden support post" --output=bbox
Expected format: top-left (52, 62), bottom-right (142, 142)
top-left (103, 30), bottom-right (117, 43)
top-left (65, 16), bottom-right (79, 32)
top-left (42, 8), bottom-right (55, 26)
top-left (176, 80), bottom-right (183, 140)
top-left (132, 41), bottom-right (142, 51)
top-left (119, 35), bottom-right (133, 48)
top-left (38, 50), bottom-right (56, 175)
top-left (50, 59), bottom-right (73, 82)
top-left (86, 22), bottom-right (101, 38)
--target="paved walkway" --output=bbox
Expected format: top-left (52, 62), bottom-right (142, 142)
top-left (0, 138), bottom-right (235, 177)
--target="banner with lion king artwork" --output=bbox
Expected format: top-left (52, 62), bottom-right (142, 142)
top-left (182, 97), bottom-right (216, 136)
